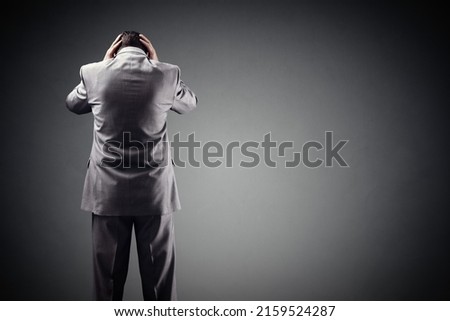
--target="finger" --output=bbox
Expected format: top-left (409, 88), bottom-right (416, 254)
top-left (139, 38), bottom-right (150, 47)
top-left (110, 39), bottom-right (122, 54)
top-left (139, 38), bottom-right (150, 46)
top-left (139, 38), bottom-right (152, 51)
top-left (140, 37), bottom-right (155, 51)
top-left (139, 34), bottom-right (152, 45)
top-left (112, 39), bottom-right (122, 49)
top-left (111, 33), bottom-right (122, 46)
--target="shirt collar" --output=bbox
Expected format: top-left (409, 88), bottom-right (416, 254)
top-left (116, 46), bottom-right (147, 56)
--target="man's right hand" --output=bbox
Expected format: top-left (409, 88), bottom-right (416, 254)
top-left (103, 34), bottom-right (122, 60)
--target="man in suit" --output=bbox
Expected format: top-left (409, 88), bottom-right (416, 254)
top-left (66, 31), bottom-right (197, 300)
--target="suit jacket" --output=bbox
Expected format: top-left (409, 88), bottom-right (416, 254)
top-left (66, 46), bottom-right (197, 216)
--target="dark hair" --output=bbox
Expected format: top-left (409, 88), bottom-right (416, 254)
top-left (120, 31), bottom-right (147, 52)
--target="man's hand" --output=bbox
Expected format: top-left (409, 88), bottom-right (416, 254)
top-left (103, 34), bottom-right (122, 60)
top-left (139, 34), bottom-right (158, 61)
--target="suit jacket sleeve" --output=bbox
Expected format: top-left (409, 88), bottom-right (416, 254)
top-left (65, 66), bottom-right (91, 115)
top-left (170, 67), bottom-right (198, 114)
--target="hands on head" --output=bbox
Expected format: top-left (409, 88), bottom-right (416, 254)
top-left (103, 33), bottom-right (158, 61)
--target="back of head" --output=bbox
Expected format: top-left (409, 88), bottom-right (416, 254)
top-left (120, 31), bottom-right (147, 53)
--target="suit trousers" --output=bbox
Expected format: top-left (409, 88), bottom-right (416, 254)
top-left (92, 213), bottom-right (177, 300)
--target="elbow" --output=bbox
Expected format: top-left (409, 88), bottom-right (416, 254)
top-left (65, 96), bottom-right (76, 113)
top-left (65, 92), bottom-right (91, 115)
top-left (184, 98), bottom-right (198, 114)
top-left (194, 95), bottom-right (198, 108)
top-left (189, 95), bottom-right (198, 112)
top-left (65, 96), bottom-right (81, 114)
top-left (172, 96), bottom-right (198, 115)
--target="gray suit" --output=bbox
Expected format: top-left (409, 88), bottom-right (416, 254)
top-left (66, 45), bottom-right (197, 300)
top-left (66, 46), bottom-right (197, 216)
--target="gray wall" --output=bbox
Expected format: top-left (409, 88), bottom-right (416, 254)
top-left (1, 0), bottom-right (449, 300)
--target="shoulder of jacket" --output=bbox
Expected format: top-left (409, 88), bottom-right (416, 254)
top-left (80, 60), bottom-right (107, 74)
top-left (152, 61), bottom-right (180, 72)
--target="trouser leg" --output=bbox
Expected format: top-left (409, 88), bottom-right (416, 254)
top-left (92, 213), bottom-right (133, 300)
top-left (134, 214), bottom-right (177, 301)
